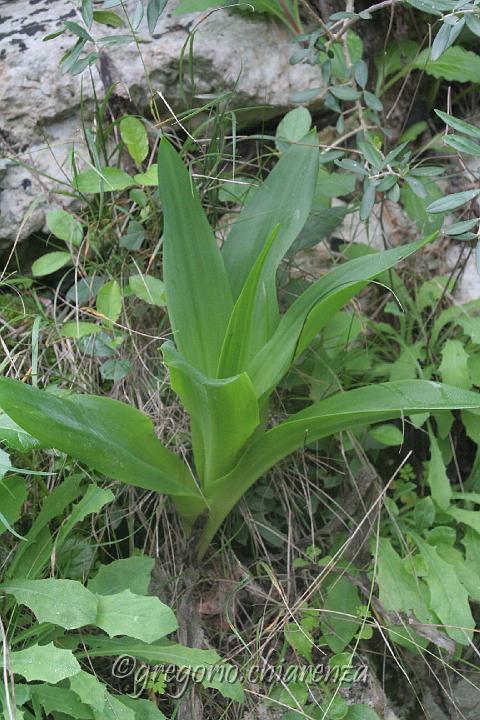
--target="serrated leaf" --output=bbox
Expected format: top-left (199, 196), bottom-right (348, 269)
top-left (8, 644), bottom-right (80, 683)
top-left (31, 684), bottom-right (93, 719)
top-left (32, 251), bottom-right (71, 277)
top-left (0, 578), bottom-right (98, 629)
top-left (88, 556), bottom-right (155, 596)
top-left (120, 116), bottom-right (149, 165)
top-left (47, 209), bottom-right (83, 246)
top-left (415, 538), bottom-right (474, 645)
top-left (96, 590), bottom-right (177, 642)
top-left (70, 671), bottom-right (106, 713)
top-left (97, 280), bottom-right (122, 322)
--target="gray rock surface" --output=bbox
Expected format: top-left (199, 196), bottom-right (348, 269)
top-left (0, 0), bottom-right (322, 245)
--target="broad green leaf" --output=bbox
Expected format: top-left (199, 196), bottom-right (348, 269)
top-left (415, 537), bottom-right (474, 645)
top-left (96, 590), bottom-right (177, 642)
top-left (435, 109), bottom-right (480, 140)
top-left (321, 577), bottom-right (361, 653)
top-left (70, 671), bottom-right (106, 713)
top-left (0, 475), bottom-right (27, 538)
top-left (32, 251), bottom-right (71, 277)
top-left (413, 46), bottom-right (480, 83)
top-left (247, 237), bottom-right (431, 400)
top-left (96, 280), bottom-right (122, 322)
top-left (284, 622), bottom-right (314, 661)
top-left (47, 209), bottom-right (83, 246)
top-left (345, 706), bottom-right (381, 720)
top-left (376, 538), bottom-right (430, 621)
top-left (439, 339), bottom-right (471, 389)
top-left (61, 321), bottom-right (101, 338)
top-left (0, 412), bottom-right (40, 451)
top-left (0, 578), bottom-right (98, 629)
top-left (31, 684), bottom-right (93, 719)
top-left (100, 358), bottom-right (130, 382)
top-left (134, 164), bottom-right (158, 186)
top-left (275, 107), bottom-right (312, 152)
top-left (120, 697), bottom-right (167, 720)
top-left (426, 431), bottom-right (451, 510)
top-left (100, 692), bottom-right (135, 720)
top-left (448, 506), bottom-right (480, 534)
top-left (7, 644), bottom-right (80, 683)
top-left (88, 556), bottom-right (154, 596)
top-left (426, 189), bottom-right (480, 214)
top-left (157, 138), bottom-right (233, 375)
top-left (369, 424), bottom-right (403, 446)
top-left (129, 274), bottom-right (166, 306)
top-left (120, 116), bottom-right (149, 165)
top-left (73, 167), bottom-right (134, 194)
top-left (163, 342), bottom-right (259, 483)
top-left (222, 134), bottom-right (319, 327)
top-left (198, 381), bottom-right (480, 555)
top-left (55, 484), bottom-right (114, 550)
top-left (0, 378), bottom-right (198, 497)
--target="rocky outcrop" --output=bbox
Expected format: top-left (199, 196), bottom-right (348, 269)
top-left (0, 0), bottom-right (323, 245)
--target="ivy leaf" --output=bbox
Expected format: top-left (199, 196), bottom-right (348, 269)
top-left (8, 644), bottom-right (80, 683)
top-left (96, 590), bottom-right (178, 642)
top-left (0, 579), bottom-right (98, 629)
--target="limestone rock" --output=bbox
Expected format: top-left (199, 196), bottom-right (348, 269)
top-left (0, 0), bottom-right (323, 244)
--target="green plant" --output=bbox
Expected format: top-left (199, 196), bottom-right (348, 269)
top-left (2, 135), bottom-right (480, 559)
top-left (0, 477), bottom-right (240, 719)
